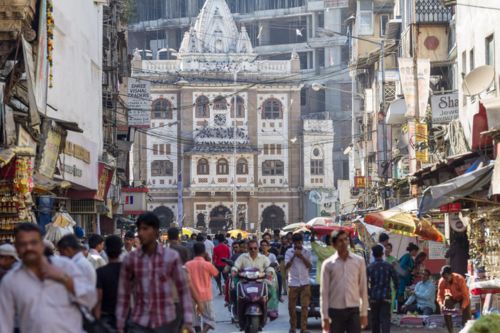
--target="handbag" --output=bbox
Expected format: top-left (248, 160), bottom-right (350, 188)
top-left (78, 305), bottom-right (114, 333)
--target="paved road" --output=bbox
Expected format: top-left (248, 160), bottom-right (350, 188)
top-left (209, 282), bottom-right (448, 333)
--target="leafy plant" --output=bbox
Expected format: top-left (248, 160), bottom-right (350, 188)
top-left (469, 314), bottom-right (500, 333)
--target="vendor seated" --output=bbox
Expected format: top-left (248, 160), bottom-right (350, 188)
top-left (401, 269), bottom-right (436, 315)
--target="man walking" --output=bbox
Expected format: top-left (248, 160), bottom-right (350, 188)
top-left (88, 234), bottom-right (106, 269)
top-left (186, 242), bottom-right (219, 333)
top-left (367, 245), bottom-right (398, 333)
top-left (168, 227), bottom-right (191, 264)
top-left (0, 223), bottom-right (95, 333)
top-left (285, 233), bottom-right (312, 333)
top-left (116, 212), bottom-right (194, 333)
top-left (57, 234), bottom-right (98, 308)
top-left (213, 234), bottom-right (230, 295)
top-left (437, 265), bottom-right (471, 333)
top-left (95, 235), bottom-right (123, 329)
top-left (0, 243), bottom-right (19, 282)
top-left (321, 230), bottom-right (368, 333)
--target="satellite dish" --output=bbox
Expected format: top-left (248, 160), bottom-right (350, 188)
top-left (462, 65), bottom-right (495, 96)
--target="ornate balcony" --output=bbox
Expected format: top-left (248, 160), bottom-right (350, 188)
top-left (415, 0), bottom-right (452, 24)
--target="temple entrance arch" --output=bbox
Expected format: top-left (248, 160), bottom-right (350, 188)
top-left (261, 205), bottom-right (285, 231)
top-left (153, 206), bottom-right (174, 229)
top-left (209, 205), bottom-right (232, 233)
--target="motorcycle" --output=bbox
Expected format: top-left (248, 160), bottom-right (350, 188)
top-left (236, 268), bottom-right (269, 333)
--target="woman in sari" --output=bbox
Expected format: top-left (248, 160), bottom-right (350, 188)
top-left (396, 242), bottom-right (419, 312)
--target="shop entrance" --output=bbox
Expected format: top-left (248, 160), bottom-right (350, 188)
top-left (261, 205), bottom-right (285, 231)
top-left (209, 205), bottom-right (232, 233)
top-left (153, 206), bottom-right (174, 229)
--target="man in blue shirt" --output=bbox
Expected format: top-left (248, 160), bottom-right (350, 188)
top-left (401, 269), bottom-right (436, 315)
top-left (367, 245), bottom-right (399, 333)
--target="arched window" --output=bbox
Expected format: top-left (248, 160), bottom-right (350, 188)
top-left (197, 158), bottom-right (209, 175)
top-left (151, 98), bottom-right (173, 119)
top-left (262, 98), bottom-right (283, 119)
top-left (236, 158), bottom-right (248, 175)
top-left (195, 95), bottom-right (210, 118)
top-left (231, 96), bottom-right (245, 118)
top-left (262, 160), bottom-right (284, 176)
top-left (217, 158), bottom-right (229, 175)
top-left (311, 147), bottom-right (324, 175)
top-left (213, 96), bottom-right (228, 110)
top-left (151, 160), bottom-right (173, 176)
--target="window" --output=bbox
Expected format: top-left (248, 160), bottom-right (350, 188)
top-left (470, 48), bottom-right (475, 71)
top-left (195, 96), bottom-right (210, 118)
top-left (380, 14), bottom-right (389, 36)
top-left (197, 159), bottom-right (209, 175)
top-left (217, 158), bottom-right (229, 175)
top-left (263, 144), bottom-right (269, 155)
top-left (276, 144), bottom-right (282, 155)
top-left (359, 0), bottom-right (373, 35)
top-left (237, 158), bottom-right (248, 175)
top-left (270, 144), bottom-right (276, 155)
top-left (486, 34), bottom-right (495, 66)
top-left (151, 99), bottom-right (172, 119)
top-left (311, 160), bottom-right (324, 175)
top-left (213, 96), bottom-right (228, 110)
top-left (159, 144), bottom-right (164, 155)
top-left (262, 98), bottom-right (283, 119)
top-left (262, 160), bottom-right (284, 176)
top-left (231, 96), bottom-right (245, 118)
top-left (151, 160), bottom-right (173, 176)
top-left (153, 144), bottom-right (158, 155)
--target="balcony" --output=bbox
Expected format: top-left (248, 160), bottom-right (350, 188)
top-left (0, 0), bottom-right (37, 41)
top-left (415, 0), bottom-right (452, 24)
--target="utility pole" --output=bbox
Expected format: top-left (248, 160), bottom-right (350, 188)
top-left (380, 40), bottom-right (389, 209)
top-left (232, 69), bottom-right (238, 230)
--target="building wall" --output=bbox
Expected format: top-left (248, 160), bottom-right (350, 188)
top-left (457, 1), bottom-right (500, 143)
top-left (48, 0), bottom-right (104, 190)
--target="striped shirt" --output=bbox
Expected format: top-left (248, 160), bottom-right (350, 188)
top-left (116, 243), bottom-right (193, 329)
top-left (367, 259), bottom-right (399, 301)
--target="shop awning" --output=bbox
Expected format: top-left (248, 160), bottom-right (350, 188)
top-left (418, 161), bottom-right (494, 214)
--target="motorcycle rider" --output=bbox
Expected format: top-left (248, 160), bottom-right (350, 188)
top-left (232, 239), bottom-right (278, 319)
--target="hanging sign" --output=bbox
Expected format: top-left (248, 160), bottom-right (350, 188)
top-left (415, 122), bottom-right (429, 163)
top-left (127, 78), bottom-right (151, 128)
top-left (431, 93), bottom-right (459, 123)
top-left (38, 127), bottom-right (62, 178)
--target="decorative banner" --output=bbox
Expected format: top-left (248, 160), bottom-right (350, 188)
top-left (398, 58), bottom-right (431, 119)
top-left (177, 171), bottom-right (183, 227)
top-left (95, 162), bottom-right (114, 201)
top-left (431, 93), bottom-right (459, 123)
top-left (399, 58), bottom-right (416, 117)
top-left (127, 78), bottom-right (151, 128)
top-left (415, 122), bottom-right (429, 163)
top-left (38, 127), bottom-right (62, 178)
top-left (417, 58), bottom-right (431, 118)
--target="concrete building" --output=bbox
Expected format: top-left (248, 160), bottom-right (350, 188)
top-left (128, 0), bottom-right (352, 185)
top-left (131, 0), bottom-right (334, 232)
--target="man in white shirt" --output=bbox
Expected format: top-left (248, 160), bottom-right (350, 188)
top-left (88, 234), bottom-right (107, 269)
top-left (232, 239), bottom-right (271, 274)
top-left (321, 230), bottom-right (368, 333)
top-left (57, 234), bottom-right (98, 308)
top-left (204, 235), bottom-right (215, 261)
top-left (285, 233), bottom-right (312, 333)
top-left (0, 223), bottom-right (96, 333)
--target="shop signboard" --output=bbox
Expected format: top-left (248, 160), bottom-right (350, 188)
top-left (431, 93), bottom-right (459, 123)
top-left (60, 132), bottom-right (98, 190)
top-left (398, 58), bottom-right (431, 119)
top-left (38, 127), bottom-right (62, 178)
top-left (415, 122), bottom-right (429, 163)
top-left (354, 176), bottom-right (371, 189)
top-left (127, 78), bottom-right (151, 128)
top-left (428, 241), bottom-right (446, 260)
top-left (95, 162), bottom-right (114, 201)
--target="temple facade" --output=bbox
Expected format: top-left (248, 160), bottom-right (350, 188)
top-left (131, 0), bottom-right (334, 232)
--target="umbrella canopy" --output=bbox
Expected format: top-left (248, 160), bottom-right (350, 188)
top-left (370, 212), bottom-right (444, 242)
top-left (306, 217), bottom-right (335, 227)
top-left (310, 225), bottom-right (355, 238)
top-left (364, 199), bottom-right (418, 227)
top-left (282, 222), bottom-right (306, 232)
top-left (227, 229), bottom-right (249, 238)
top-left (293, 226), bottom-right (311, 234)
top-left (181, 228), bottom-right (193, 237)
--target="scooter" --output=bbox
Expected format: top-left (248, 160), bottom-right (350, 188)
top-left (236, 268), bottom-right (268, 333)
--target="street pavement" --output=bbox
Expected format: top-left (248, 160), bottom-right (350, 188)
top-left (209, 281), bottom-right (448, 333)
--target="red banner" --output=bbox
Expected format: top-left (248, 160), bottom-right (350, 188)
top-left (95, 162), bottom-right (114, 201)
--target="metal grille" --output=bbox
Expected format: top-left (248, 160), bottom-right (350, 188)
top-left (69, 200), bottom-right (96, 214)
top-left (384, 82), bottom-right (397, 102)
top-left (416, 0), bottom-right (452, 23)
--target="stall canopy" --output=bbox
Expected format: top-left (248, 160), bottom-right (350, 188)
top-left (418, 161), bottom-right (494, 215)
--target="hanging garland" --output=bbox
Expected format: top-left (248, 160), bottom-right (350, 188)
top-left (47, 0), bottom-right (54, 88)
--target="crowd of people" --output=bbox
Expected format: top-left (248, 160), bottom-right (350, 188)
top-left (0, 214), bottom-right (472, 333)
